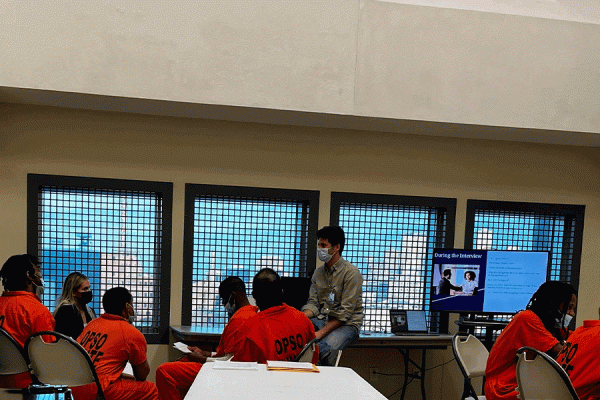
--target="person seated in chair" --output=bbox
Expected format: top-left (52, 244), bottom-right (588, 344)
top-left (556, 306), bottom-right (600, 400)
top-left (485, 281), bottom-right (577, 400)
top-left (54, 272), bottom-right (97, 340)
top-left (235, 268), bottom-right (316, 364)
top-left (76, 287), bottom-right (159, 400)
top-left (156, 276), bottom-right (258, 400)
top-left (0, 254), bottom-right (55, 388)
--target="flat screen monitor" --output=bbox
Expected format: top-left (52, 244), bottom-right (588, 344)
top-left (431, 249), bottom-right (549, 314)
top-left (281, 276), bottom-right (312, 311)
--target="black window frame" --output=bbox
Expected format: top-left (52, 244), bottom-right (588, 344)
top-left (27, 173), bottom-right (173, 344)
top-left (465, 199), bottom-right (585, 290)
top-left (181, 183), bottom-right (319, 326)
top-left (330, 191), bottom-right (457, 333)
top-left (463, 199), bottom-right (585, 341)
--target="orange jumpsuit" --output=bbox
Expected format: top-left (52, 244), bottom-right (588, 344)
top-left (557, 320), bottom-right (600, 400)
top-left (0, 291), bottom-right (55, 388)
top-left (77, 313), bottom-right (159, 400)
top-left (155, 305), bottom-right (258, 400)
top-left (485, 310), bottom-right (558, 400)
top-left (235, 303), bottom-right (316, 364)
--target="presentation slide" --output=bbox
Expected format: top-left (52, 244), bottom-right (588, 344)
top-left (431, 249), bottom-right (548, 313)
top-left (482, 251), bottom-right (547, 313)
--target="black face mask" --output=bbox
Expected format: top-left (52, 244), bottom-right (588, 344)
top-left (79, 290), bottom-right (93, 305)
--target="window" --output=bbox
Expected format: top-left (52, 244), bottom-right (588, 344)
top-left (464, 200), bottom-right (585, 338)
top-left (330, 192), bottom-right (456, 333)
top-left (182, 184), bottom-right (319, 326)
top-left (27, 174), bottom-right (173, 344)
top-left (465, 200), bottom-right (585, 288)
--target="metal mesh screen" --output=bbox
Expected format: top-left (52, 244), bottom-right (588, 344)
top-left (36, 186), bottom-right (164, 335)
top-left (471, 210), bottom-right (571, 281)
top-left (189, 195), bottom-right (313, 327)
top-left (465, 201), bottom-right (584, 338)
top-left (335, 198), bottom-right (451, 333)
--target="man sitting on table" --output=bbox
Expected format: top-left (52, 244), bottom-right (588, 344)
top-left (235, 268), bottom-right (317, 363)
top-left (156, 276), bottom-right (258, 400)
top-left (76, 287), bottom-right (159, 400)
top-left (302, 226), bottom-right (364, 366)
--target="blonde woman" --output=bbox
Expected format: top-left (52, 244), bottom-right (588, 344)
top-left (53, 272), bottom-right (97, 340)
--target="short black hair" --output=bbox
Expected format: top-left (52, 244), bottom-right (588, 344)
top-left (0, 254), bottom-right (39, 291)
top-left (443, 268), bottom-right (452, 277)
top-left (252, 268), bottom-right (282, 311)
top-left (317, 226), bottom-right (346, 255)
top-left (102, 287), bottom-right (133, 315)
top-left (219, 276), bottom-right (246, 300)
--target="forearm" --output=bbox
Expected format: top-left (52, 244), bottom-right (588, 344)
top-left (132, 361), bottom-right (150, 381)
top-left (315, 318), bottom-right (343, 340)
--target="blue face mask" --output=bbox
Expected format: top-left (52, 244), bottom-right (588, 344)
top-left (317, 248), bottom-right (333, 262)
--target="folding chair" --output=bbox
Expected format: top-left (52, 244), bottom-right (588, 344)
top-left (515, 346), bottom-right (579, 400)
top-left (25, 331), bottom-right (105, 400)
top-left (0, 328), bottom-right (31, 380)
top-left (294, 337), bottom-right (320, 364)
top-left (452, 333), bottom-right (488, 400)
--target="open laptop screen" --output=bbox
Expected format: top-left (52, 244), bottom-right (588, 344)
top-left (390, 309), bottom-right (428, 334)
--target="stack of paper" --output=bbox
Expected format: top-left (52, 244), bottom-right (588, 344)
top-left (266, 361), bottom-right (319, 373)
top-left (206, 353), bottom-right (234, 362)
top-left (213, 360), bottom-right (259, 370)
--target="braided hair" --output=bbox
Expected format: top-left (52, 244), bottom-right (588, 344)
top-left (526, 281), bottom-right (577, 341)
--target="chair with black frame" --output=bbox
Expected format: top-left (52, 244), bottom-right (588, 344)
top-left (515, 346), bottom-right (579, 400)
top-left (294, 337), bottom-right (319, 364)
top-left (452, 333), bottom-right (488, 400)
top-left (293, 337), bottom-right (342, 367)
top-left (25, 331), bottom-right (105, 400)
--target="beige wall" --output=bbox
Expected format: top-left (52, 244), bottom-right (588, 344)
top-left (2, 1), bottom-right (600, 398)
top-left (1, 0), bottom-right (600, 141)
top-left (1, 103), bottom-right (599, 398)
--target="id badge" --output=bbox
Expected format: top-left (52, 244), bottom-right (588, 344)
top-left (327, 291), bottom-right (335, 304)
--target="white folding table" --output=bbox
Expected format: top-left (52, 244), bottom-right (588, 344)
top-left (184, 362), bottom-right (386, 400)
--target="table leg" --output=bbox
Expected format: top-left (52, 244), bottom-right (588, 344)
top-left (398, 348), bottom-right (428, 400)
top-left (420, 350), bottom-right (427, 400)
top-left (400, 348), bottom-right (410, 400)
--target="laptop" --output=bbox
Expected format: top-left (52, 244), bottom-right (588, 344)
top-left (390, 309), bottom-right (429, 335)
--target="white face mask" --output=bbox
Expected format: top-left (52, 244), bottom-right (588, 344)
top-left (317, 248), bottom-right (333, 263)
top-left (35, 278), bottom-right (45, 298)
top-left (556, 313), bottom-right (573, 329)
top-left (127, 304), bottom-right (136, 324)
top-left (224, 295), bottom-right (236, 319)
top-left (30, 272), bottom-right (45, 298)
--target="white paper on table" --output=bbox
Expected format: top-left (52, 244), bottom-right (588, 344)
top-left (173, 341), bottom-right (192, 353)
top-left (206, 353), bottom-right (234, 362)
top-left (266, 361), bottom-right (314, 370)
top-left (212, 360), bottom-right (258, 370)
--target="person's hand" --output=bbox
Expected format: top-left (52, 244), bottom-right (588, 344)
top-left (187, 347), bottom-right (208, 363)
top-left (315, 330), bottom-right (324, 340)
